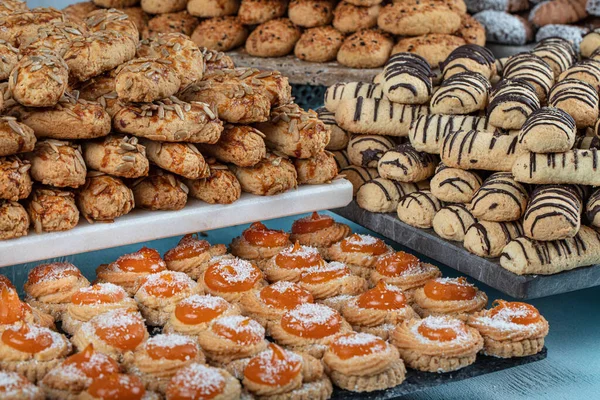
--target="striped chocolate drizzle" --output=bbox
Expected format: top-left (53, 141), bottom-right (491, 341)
top-left (527, 149), bottom-right (600, 179)
top-left (440, 44), bottom-right (495, 76)
top-left (533, 37), bottom-right (577, 74)
top-left (431, 72), bottom-right (490, 108)
top-left (519, 107), bottom-right (576, 143)
top-left (500, 231), bottom-right (589, 266)
top-left (409, 114), bottom-right (489, 151)
top-left (316, 107), bottom-right (336, 125)
top-left (434, 166), bottom-right (482, 195)
top-left (399, 190), bottom-right (443, 211)
top-left (524, 185), bottom-right (582, 236)
top-left (502, 53), bottom-right (554, 99)
top-left (487, 78), bottom-right (540, 118)
top-left (560, 60), bottom-right (600, 85)
top-left (442, 129), bottom-right (520, 167)
top-left (341, 165), bottom-right (377, 183)
top-left (586, 188), bottom-right (600, 224)
top-left (471, 172), bottom-right (529, 215)
top-left (549, 78), bottom-right (599, 109)
top-left (439, 204), bottom-right (475, 235)
top-left (379, 144), bottom-right (437, 175)
top-left (351, 97), bottom-right (429, 124)
top-left (470, 221), bottom-right (523, 256)
top-left (349, 135), bottom-right (394, 167)
top-left (383, 52), bottom-right (433, 96)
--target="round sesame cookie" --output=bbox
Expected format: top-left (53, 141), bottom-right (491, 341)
top-left (337, 29), bottom-right (393, 68)
top-left (295, 26), bottom-right (344, 63)
top-left (191, 16), bottom-right (248, 52)
top-left (246, 18), bottom-right (302, 57)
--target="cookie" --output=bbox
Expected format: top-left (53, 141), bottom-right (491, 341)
top-left (199, 125), bottom-right (266, 168)
top-left (382, 53), bottom-right (433, 105)
top-left (377, 144), bottom-right (438, 183)
top-left (237, 0), bottom-right (287, 25)
top-left (130, 168), bottom-right (188, 211)
top-left (324, 82), bottom-right (383, 113)
top-left (63, 2), bottom-right (100, 21)
top-left (85, 8), bottom-right (139, 43)
top-left (518, 107), bottom-right (577, 153)
top-left (470, 172), bottom-right (529, 222)
top-left (473, 10), bottom-right (533, 45)
top-left (487, 79), bottom-right (540, 130)
top-left (115, 58), bottom-right (181, 103)
top-left (77, 173), bottom-right (134, 222)
top-left (455, 12), bottom-right (486, 46)
top-left (0, 116), bottom-right (36, 157)
top-left (580, 28), bottom-right (600, 58)
top-left (141, 0), bottom-right (188, 14)
top-left (143, 140), bottom-right (210, 180)
top-left (121, 7), bottom-right (149, 37)
top-left (0, 200), bottom-right (28, 240)
top-left (430, 163), bottom-right (482, 203)
top-left (337, 29), bottom-right (393, 69)
top-left (294, 26), bottom-right (344, 63)
top-left (288, 0), bottom-right (334, 28)
top-left (532, 37), bottom-right (576, 77)
top-left (201, 47), bottom-right (235, 73)
top-left (430, 72), bottom-right (491, 114)
top-left (332, 2), bottom-right (380, 34)
top-left (377, 3), bottom-right (461, 36)
top-left (529, 0), bottom-right (587, 27)
top-left (432, 204), bottom-right (476, 242)
top-left (246, 18), bottom-right (301, 57)
top-left (10, 51), bottom-right (68, 108)
top-left (440, 44), bottom-right (496, 80)
top-left (142, 11), bottom-right (199, 38)
top-left (574, 135), bottom-right (600, 150)
top-left (340, 165), bottom-right (379, 194)
top-left (332, 150), bottom-right (351, 170)
top-left (316, 107), bottom-right (350, 151)
top-left (27, 186), bottom-right (79, 233)
top-left (392, 34), bottom-right (466, 67)
top-left (347, 134), bottom-right (395, 168)
top-left (0, 40), bottom-right (19, 81)
top-left (464, 220), bottom-right (523, 258)
top-left (294, 151), bottom-right (339, 185)
top-left (523, 185), bottom-right (582, 241)
top-left (24, 140), bottom-right (87, 189)
top-left (512, 149), bottom-right (600, 186)
top-left (0, 156), bottom-right (32, 201)
top-left (397, 190), bottom-right (443, 229)
top-left (464, 0), bottom-right (529, 13)
top-left (190, 16), bottom-right (248, 52)
top-left (586, 188), bottom-right (600, 228)
top-left (83, 135), bottom-right (150, 179)
top-left (502, 53), bottom-right (554, 102)
top-left (184, 162), bottom-right (241, 204)
top-left (357, 177), bottom-right (428, 213)
top-left (345, 0), bottom-right (382, 6)
top-left (548, 79), bottom-right (599, 129)
top-left (187, 0), bottom-right (240, 17)
top-left (230, 153), bottom-right (297, 196)
top-left (558, 60), bottom-right (600, 91)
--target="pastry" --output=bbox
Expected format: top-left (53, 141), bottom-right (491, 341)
top-left (518, 107), bottom-right (576, 153)
top-left (0, 41), bottom-right (20, 81)
top-left (142, 11), bottom-right (199, 39)
top-left (288, 0), bottom-right (334, 28)
top-left (0, 0), bottom-right (28, 15)
top-left (512, 150), bottom-right (600, 186)
top-left (77, 173), bottom-right (134, 223)
top-left (392, 34), bottom-right (466, 67)
top-left (532, 37), bottom-right (576, 77)
top-left (0, 323), bottom-right (71, 383)
top-left (431, 72), bottom-right (491, 114)
top-left (246, 18), bottom-right (301, 57)
top-left (163, 234), bottom-right (228, 279)
top-left (523, 185), bottom-right (581, 241)
top-left (290, 212), bottom-right (351, 253)
top-left (323, 332), bottom-right (406, 392)
top-left (231, 153), bottom-right (298, 196)
top-left (93, 1), bottom-right (140, 9)
top-left (347, 135), bottom-right (395, 168)
top-left (83, 135), bottom-right (148, 179)
top-left (201, 47), bottom-right (235, 73)
top-left (382, 52), bottom-right (433, 105)
top-left (0, 8), bottom-right (68, 48)
top-left (199, 257), bottom-right (264, 303)
top-left (464, 0), bottom-right (531, 13)
top-left (473, 10), bottom-right (533, 45)
top-left (0, 156), bottom-right (32, 201)
top-left (141, 0), bottom-right (187, 14)
top-left (412, 277), bottom-right (487, 320)
top-left (63, 1), bottom-right (99, 20)
top-left (298, 261), bottom-right (367, 301)
top-left (432, 204), bottom-right (476, 242)
top-left (337, 29), bottom-right (393, 69)
top-left (441, 44), bottom-right (496, 80)
top-left (0, 116), bottom-right (35, 158)
top-left (0, 200), bottom-right (28, 240)
top-left (24, 140), bottom-right (86, 188)
top-left (294, 151), bottom-right (339, 185)
top-left (378, 144), bottom-right (438, 183)
top-left (269, 303), bottom-right (353, 358)
top-left (336, 98), bottom-right (429, 137)
top-left (96, 247), bottom-right (167, 296)
top-left (455, 13), bottom-right (486, 46)
top-left (463, 220), bottom-right (524, 258)
top-left (326, 233), bottom-right (392, 278)
top-left (487, 79), bottom-right (540, 130)
top-left (470, 172), bottom-right (528, 222)
top-left (502, 53), bottom-right (554, 102)
top-left (27, 186), bottom-right (79, 233)
top-left (121, 8), bottom-right (150, 36)
top-left (581, 28), bottom-right (600, 57)
top-left (317, 107), bottom-right (350, 151)
top-left (294, 26), bottom-right (344, 63)
top-left (233, 68), bottom-right (292, 108)
top-left (548, 79), bottom-right (599, 128)
top-left (76, 73), bottom-right (120, 116)
top-left (558, 60), bottom-right (600, 91)
top-left (165, 363), bottom-right (241, 400)
top-left (0, 287), bottom-right (54, 329)
top-left (78, 372), bottom-right (160, 400)
top-left (357, 178), bottom-right (429, 213)
top-left (397, 190), bottom-right (443, 229)
top-left (190, 16), bottom-right (248, 52)
top-left (238, 0), bottom-right (288, 25)
top-left (85, 8), bottom-right (138, 43)
top-left (24, 262), bottom-right (90, 321)
top-left (230, 222), bottom-right (291, 268)
top-left (184, 161), bottom-right (242, 204)
top-left (468, 300), bottom-right (549, 358)
top-left (332, 2), bottom-right (380, 34)
top-left (142, 140), bottom-right (210, 179)
top-left (1, 371), bottom-right (44, 400)
top-left (574, 135), bottom-right (600, 150)
top-left (430, 163), bottom-right (482, 203)
top-left (62, 283), bottom-right (138, 336)
top-left (187, 0), bottom-right (240, 17)
top-left (164, 294), bottom-right (239, 337)
top-left (377, 3), bottom-right (461, 36)
top-left (134, 270), bottom-right (200, 326)
top-left (529, 0), bottom-right (587, 27)
top-left (263, 241), bottom-right (327, 282)
top-left (340, 165), bottom-right (378, 194)
top-left (587, 188), bottom-right (600, 228)
top-left (130, 169), bottom-right (189, 211)
top-left (115, 58), bottom-right (179, 103)
top-left (324, 82), bottom-right (383, 113)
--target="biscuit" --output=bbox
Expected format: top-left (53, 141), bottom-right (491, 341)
top-left (378, 3), bottom-right (461, 36)
top-left (530, 0), bottom-right (587, 27)
top-left (487, 79), bottom-right (540, 130)
top-left (548, 79), bottom-right (599, 129)
top-left (337, 29), bottom-right (393, 68)
top-left (502, 53), bottom-right (554, 103)
top-left (455, 13), bottom-right (485, 46)
top-left (294, 151), bottom-right (339, 185)
top-left (340, 165), bottom-right (379, 194)
top-left (409, 114), bottom-right (492, 154)
top-left (430, 163), bottom-right (482, 203)
top-left (500, 226), bottom-right (600, 275)
top-left (392, 34), bottom-right (466, 67)
top-left (190, 17), bottom-right (248, 52)
top-left (581, 28), bottom-right (600, 58)
top-left (470, 172), bottom-right (529, 222)
top-left (115, 58), bottom-right (180, 103)
top-left (85, 8), bottom-right (139, 42)
top-left (382, 53), bottom-right (433, 105)
top-left (0, 116), bottom-right (35, 157)
top-left (332, 150), bottom-right (351, 169)
top-left (142, 11), bottom-right (199, 39)
top-left (27, 187), bottom-right (79, 233)
top-left (130, 168), bottom-right (189, 211)
top-left (430, 72), bottom-right (491, 114)
top-left (586, 188), bottom-right (600, 228)
top-left (187, 0), bottom-right (240, 17)
top-left (523, 185), bottom-right (582, 241)
top-left (294, 26), bottom-right (344, 63)
top-left (558, 60), bottom-right (600, 92)
top-left (141, 0), bottom-right (187, 14)
top-left (93, 0), bottom-right (139, 7)
top-left (532, 37), bottom-right (576, 78)
top-left (77, 173), bottom-right (134, 223)
top-left (464, 0), bottom-right (530, 13)
top-left (0, 40), bottom-right (18, 81)
top-left (24, 140), bottom-right (87, 188)
top-left (289, 0), bottom-right (334, 28)
top-left (201, 47), bottom-right (235, 73)
top-left (397, 190), bottom-right (443, 229)
top-left (83, 134), bottom-right (150, 179)
top-left (142, 140), bottom-right (210, 180)
top-left (121, 7), bottom-right (150, 36)
top-left (574, 135), bottom-right (600, 150)
top-left (230, 153), bottom-right (298, 196)
top-left (325, 82), bottom-right (383, 113)
top-left (0, 0), bottom-right (28, 15)
top-left (345, 0), bottom-right (382, 6)
top-left (10, 51), bottom-right (68, 108)
top-left (0, 8), bottom-right (68, 47)
top-left (0, 156), bottom-right (32, 201)
top-left (246, 18), bottom-right (301, 57)
top-left (184, 161), bottom-right (242, 204)
top-left (441, 130), bottom-right (525, 172)
top-left (473, 10), bottom-right (533, 46)
top-left (440, 44), bottom-right (496, 80)
top-left (235, 68), bottom-right (292, 108)
top-left (377, 144), bottom-right (438, 183)
top-left (347, 134), bottom-right (395, 168)
top-left (432, 204), bottom-right (475, 242)
top-left (332, 2), bottom-right (380, 34)
top-left (199, 125), bottom-right (266, 167)
top-left (464, 220), bottom-right (523, 258)
top-left (21, 21), bottom-right (89, 57)
top-left (518, 107), bottom-right (576, 153)
top-left (357, 177), bottom-right (428, 213)
top-left (0, 200), bottom-right (28, 240)
top-left (336, 97), bottom-right (429, 137)
top-left (63, 2), bottom-right (99, 21)
top-left (237, 0), bottom-right (288, 25)
top-left (512, 149), bottom-right (600, 186)
top-left (317, 107), bottom-right (349, 151)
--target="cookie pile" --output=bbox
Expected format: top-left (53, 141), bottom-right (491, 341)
top-left (326, 39), bottom-right (600, 277)
top-left (0, 3), bottom-right (338, 241)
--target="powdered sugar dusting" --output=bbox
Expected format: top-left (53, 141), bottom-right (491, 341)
top-left (302, 261), bottom-right (349, 277)
top-left (178, 294), bottom-right (229, 310)
top-left (90, 309), bottom-right (144, 331)
top-left (213, 316), bottom-right (265, 338)
top-left (413, 316), bottom-right (469, 343)
top-left (0, 371), bottom-right (38, 396)
top-left (208, 258), bottom-right (261, 283)
top-left (279, 244), bottom-right (321, 259)
top-left (171, 363), bottom-right (225, 395)
top-left (344, 234), bottom-right (381, 247)
top-left (77, 282), bottom-right (126, 297)
top-left (138, 271), bottom-right (195, 294)
top-left (250, 346), bottom-right (302, 385)
top-left (268, 281), bottom-right (300, 293)
top-left (334, 332), bottom-right (385, 349)
top-left (146, 333), bottom-right (196, 349)
top-left (286, 303), bottom-right (339, 326)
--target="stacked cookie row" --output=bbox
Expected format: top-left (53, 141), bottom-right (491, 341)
top-left (325, 39), bottom-right (600, 277)
top-left (0, 5), bottom-right (337, 241)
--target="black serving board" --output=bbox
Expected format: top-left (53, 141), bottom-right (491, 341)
top-left (333, 201), bottom-right (600, 299)
top-left (331, 348), bottom-right (547, 400)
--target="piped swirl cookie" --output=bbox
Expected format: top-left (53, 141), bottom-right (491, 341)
top-left (199, 257), bottom-right (265, 303)
top-left (163, 234), bottom-right (228, 279)
top-left (230, 221), bottom-right (291, 269)
top-left (412, 277), bottom-right (488, 320)
top-left (289, 212), bottom-right (352, 255)
top-left (263, 242), bottom-right (327, 282)
top-left (326, 233), bottom-right (392, 279)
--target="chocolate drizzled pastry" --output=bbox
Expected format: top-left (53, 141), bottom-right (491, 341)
top-left (470, 172), bottom-right (529, 222)
top-left (377, 144), bottom-right (438, 183)
top-left (523, 185), bottom-right (582, 241)
top-left (325, 81), bottom-right (383, 112)
top-left (518, 107), bottom-right (576, 153)
top-left (382, 52), bottom-right (433, 105)
top-left (532, 37), bottom-right (576, 77)
top-left (409, 114), bottom-right (491, 154)
top-left (440, 44), bottom-right (496, 79)
top-left (502, 52), bottom-right (554, 102)
top-left (512, 149), bottom-right (600, 186)
top-left (464, 220), bottom-right (523, 258)
top-left (548, 78), bottom-right (599, 129)
top-left (430, 71), bottom-right (491, 114)
top-left (487, 78), bottom-right (540, 130)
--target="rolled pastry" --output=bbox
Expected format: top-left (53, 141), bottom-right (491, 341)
top-left (518, 107), bottom-right (576, 153)
top-left (382, 52), bottom-right (433, 105)
top-left (77, 173), bottom-right (134, 222)
top-left (470, 172), bottom-right (529, 222)
top-left (487, 79), bottom-right (540, 130)
top-left (294, 151), bottom-right (338, 185)
top-left (199, 125), bottom-right (266, 167)
top-left (430, 162), bottom-right (482, 203)
top-left (430, 72), bottom-right (491, 115)
top-left (548, 79), bottom-right (599, 129)
top-left (377, 144), bottom-right (438, 183)
top-left (115, 58), bottom-right (180, 103)
top-left (502, 53), bottom-right (554, 102)
top-left (324, 81), bottom-right (383, 112)
top-left (397, 190), bottom-right (443, 229)
top-left (184, 162), bottom-right (241, 204)
top-left (357, 177), bottom-right (428, 213)
top-left (432, 204), bottom-right (476, 242)
top-left (512, 150), bottom-right (600, 186)
top-left (142, 140), bottom-right (210, 180)
top-left (523, 185), bottom-right (582, 241)
top-left (464, 220), bottom-right (523, 258)
top-left (83, 135), bottom-right (149, 179)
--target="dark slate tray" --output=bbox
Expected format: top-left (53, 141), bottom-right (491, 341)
top-left (333, 201), bottom-right (600, 299)
top-left (331, 348), bottom-right (547, 399)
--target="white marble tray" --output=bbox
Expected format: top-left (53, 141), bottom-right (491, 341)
top-left (0, 180), bottom-right (353, 268)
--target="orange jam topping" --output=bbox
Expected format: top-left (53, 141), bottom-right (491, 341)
top-left (87, 373), bottom-right (146, 400)
top-left (299, 262), bottom-right (350, 285)
top-left (275, 242), bottom-right (325, 269)
top-left (203, 259), bottom-right (262, 293)
top-left (174, 295), bottom-right (229, 325)
top-left (140, 271), bottom-right (194, 298)
top-left (0, 275), bottom-right (15, 290)
top-left (0, 288), bottom-right (29, 325)
top-left (110, 247), bottom-right (166, 273)
top-left (1, 324), bottom-right (53, 354)
top-left (423, 277), bottom-right (477, 301)
top-left (242, 222), bottom-right (290, 248)
top-left (259, 281), bottom-right (314, 310)
top-left (72, 283), bottom-right (126, 305)
top-left (488, 300), bottom-right (541, 325)
top-left (211, 316), bottom-right (264, 345)
top-left (94, 311), bottom-right (146, 351)
top-left (375, 252), bottom-right (420, 277)
top-left (164, 234), bottom-right (211, 262)
top-left (166, 364), bottom-right (226, 400)
top-left (356, 282), bottom-right (407, 310)
top-left (291, 212), bottom-right (334, 234)
top-left (281, 304), bottom-right (341, 339)
top-left (244, 343), bottom-right (302, 387)
top-left (417, 316), bottom-right (466, 342)
top-left (145, 334), bottom-right (198, 361)
top-left (63, 344), bottom-right (120, 378)
top-left (330, 333), bottom-right (387, 360)
top-left (27, 262), bottom-right (81, 286)
top-left (340, 234), bottom-right (388, 255)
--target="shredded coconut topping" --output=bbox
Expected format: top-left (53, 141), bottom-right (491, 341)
top-left (29, 262), bottom-right (81, 283)
top-left (0, 371), bottom-right (37, 396)
top-left (344, 234), bottom-right (380, 246)
top-left (139, 271), bottom-right (195, 294)
top-left (302, 261), bottom-right (349, 276)
top-left (78, 282), bottom-right (126, 296)
top-left (279, 244), bottom-right (320, 258)
top-left (413, 316), bottom-right (469, 343)
top-left (250, 347), bottom-right (302, 385)
top-left (209, 258), bottom-right (260, 283)
top-left (178, 294), bottom-right (229, 310)
top-left (146, 333), bottom-right (195, 349)
top-left (268, 281), bottom-right (300, 293)
top-left (212, 316), bottom-right (265, 338)
top-left (286, 303), bottom-right (338, 326)
top-left (5, 324), bottom-right (63, 351)
top-left (477, 305), bottom-right (539, 331)
top-left (91, 309), bottom-right (144, 330)
top-left (334, 332), bottom-right (385, 348)
top-left (171, 364), bottom-right (225, 394)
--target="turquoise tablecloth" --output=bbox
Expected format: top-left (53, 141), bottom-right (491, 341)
top-left (3, 212), bottom-right (598, 399)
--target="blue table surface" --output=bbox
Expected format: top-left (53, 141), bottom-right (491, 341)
top-left (2, 212), bottom-right (598, 400)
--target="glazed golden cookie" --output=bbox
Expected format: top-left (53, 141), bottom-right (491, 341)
top-left (468, 300), bottom-right (549, 358)
top-left (548, 79), bottom-right (599, 129)
top-left (518, 107), bottom-right (576, 154)
top-left (199, 257), bottom-right (265, 303)
top-left (295, 26), bottom-right (344, 63)
top-left (464, 220), bottom-right (523, 259)
top-left (27, 186), bottom-right (78, 234)
top-left (231, 154), bottom-right (298, 196)
top-left (115, 58), bottom-right (180, 103)
top-left (0, 200), bottom-right (28, 240)
top-left (163, 234), bottom-right (227, 279)
top-left (391, 315), bottom-right (483, 372)
top-left (430, 72), bottom-right (491, 114)
top-left (190, 17), bottom-right (247, 52)
top-left (130, 169), bottom-right (188, 211)
top-left (142, 140), bottom-right (209, 180)
top-left (263, 241), bottom-right (327, 282)
top-left (326, 233), bottom-right (392, 279)
top-left (337, 29), bottom-right (393, 69)
top-left (298, 261), bottom-right (367, 300)
top-left (0, 156), bottom-right (32, 201)
top-left (142, 11), bottom-right (199, 39)
top-left (290, 212), bottom-right (352, 254)
top-left (96, 247), bottom-right (167, 295)
top-left (83, 135), bottom-right (148, 179)
top-left (166, 363), bottom-right (242, 400)
top-left (238, 0), bottom-right (288, 25)
top-left (77, 173), bottom-right (134, 223)
top-left (333, 1), bottom-right (379, 34)
top-left (246, 18), bottom-right (301, 57)
top-left (412, 277), bottom-right (487, 320)
top-left (163, 294), bottom-right (241, 336)
top-left (78, 372), bottom-right (160, 400)
top-left (24, 262), bottom-right (90, 321)
top-left (289, 0), bottom-right (334, 28)
top-left (141, 0), bottom-right (187, 14)
top-left (392, 34), bottom-right (466, 67)
top-left (294, 151), bottom-right (338, 185)
top-left (432, 204), bottom-right (476, 242)
top-left (200, 125), bottom-right (266, 168)
top-left (378, 2), bottom-right (461, 36)
top-left (1, 371), bottom-right (44, 400)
